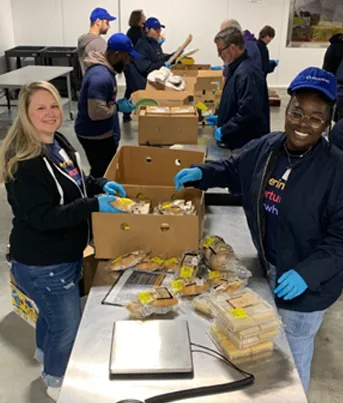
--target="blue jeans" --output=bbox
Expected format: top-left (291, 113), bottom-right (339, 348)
top-left (11, 260), bottom-right (82, 388)
top-left (268, 264), bottom-right (325, 392)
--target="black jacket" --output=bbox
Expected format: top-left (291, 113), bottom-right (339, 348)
top-left (332, 120), bottom-right (343, 150)
top-left (257, 39), bottom-right (277, 77)
top-left (323, 33), bottom-right (343, 75)
top-left (191, 132), bottom-right (343, 312)
top-left (6, 132), bottom-right (106, 265)
top-left (218, 51), bottom-right (270, 150)
top-left (127, 26), bottom-right (143, 47)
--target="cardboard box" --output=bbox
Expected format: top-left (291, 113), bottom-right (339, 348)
top-left (92, 186), bottom-right (205, 259)
top-left (132, 89), bottom-right (191, 109)
top-left (138, 106), bottom-right (198, 145)
top-left (172, 64), bottom-right (211, 77)
top-left (105, 145), bottom-right (205, 187)
top-left (195, 70), bottom-right (224, 91)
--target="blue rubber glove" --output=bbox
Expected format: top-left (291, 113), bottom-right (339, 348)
top-left (274, 270), bottom-right (308, 300)
top-left (97, 195), bottom-right (122, 213)
top-left (214, 127), bottom-right (223, 142)
top-left (164, 61), bottom-right (171, 68)
top-left (174, 168), bottom-right (202, 191)
top-left (211, 65), bottom-right (222, 71)
top-left (206, 115), bottom-right (218, 127)
top-left (158, 38), bottom-right (166, 46)
top-left (272, 59), bottom-right (279, 66)
top-left (116, 98), bottom-right (135, 114)
top-left (103, 181), bottom-right (126, 197)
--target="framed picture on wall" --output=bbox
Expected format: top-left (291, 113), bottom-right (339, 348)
top-left (287, 0), bottom-right (343, 47)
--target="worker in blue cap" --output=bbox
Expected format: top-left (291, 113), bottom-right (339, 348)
top-left (77, 7), bottom-right (116, 75)
top-left (123, 17), bottom-right (173, 105)
top-left (75, 33), bottom-right (140, 178)
top-left (175, 67), bottom-right (342, 393)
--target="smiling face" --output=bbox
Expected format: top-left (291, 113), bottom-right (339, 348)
top-left (285, 91), bottom-right (330, 152)
top-left (28, 89), bottom-right (62, 143)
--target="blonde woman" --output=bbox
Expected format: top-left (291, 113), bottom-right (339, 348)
top-left (0, 81), bottom-right (125, 401)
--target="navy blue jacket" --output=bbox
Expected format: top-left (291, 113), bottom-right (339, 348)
top-left (337, 58), bottom-right (343, 97)
top-left (192, 132), bottom-right (343, 312)
top-left (75, 59), bottom-right (120, 139)
top-left (332, 120), bottom-right (343, 150)
top-left (218, 51), bottom-right (270, 150)
top-left (257, 39), bottom-right (277, 77)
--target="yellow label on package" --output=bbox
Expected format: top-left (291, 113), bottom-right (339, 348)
top-left (111, 256), bottom-right (122, 264)
top-left (161, 202), bottom-right (172, 209)
top-left (138, 291), bottom-right (155, 305)
top-left (203, 236), bottom-right (215, 249)
top-left (171, 280), bottom-right (183, 292)
top-left (229, 308), bottom-right (248, 319)
top-left (151, 257), bottom-right (164, 265)
top-left (209, 271), bottom-right (221, 280)
top-left (119, 198), bottom-right (134, 206)
top-left (180, 266), bottom-right (194, 278)
top-left (165, 258), bottom-right (178, 266)
top-left (196, 101), bottom-right (208, 112)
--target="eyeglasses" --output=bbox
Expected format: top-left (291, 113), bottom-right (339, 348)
top-left (217, 44), bottom-right (231, 55)
top-left (287, 110), bottom-right (326, 129)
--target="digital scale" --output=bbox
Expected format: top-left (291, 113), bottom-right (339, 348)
top-left (110, 320), bottom-right (193, 377)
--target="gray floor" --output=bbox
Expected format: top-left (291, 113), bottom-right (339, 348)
top-left (0, 90), bottom-right (342, 403)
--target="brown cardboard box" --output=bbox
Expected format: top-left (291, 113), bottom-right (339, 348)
top-left (132, 90), bottom-right (191, 109)
top-left (138, 106), bottom-right (198, 145)
top-left (195, 70), bottom-right (224, 91)
top-left (172, 64), bottom-right (211, 77)
top-left (104, 145), bottom-right (205, 186)
top-left (92, 186), bottom-right (205, 258)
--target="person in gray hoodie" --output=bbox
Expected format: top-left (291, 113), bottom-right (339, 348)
top-left (77, 7), bottom-right (116, 75)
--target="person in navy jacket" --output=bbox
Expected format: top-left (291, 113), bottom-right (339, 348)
top-left (175, 67), bottom-right (342, 393)
top-left (75, 33), bottom-right (139, 178)
top-left (331, 118), bottom-right (343, 150)
top-left (206, 26), bottom-right (270, 150)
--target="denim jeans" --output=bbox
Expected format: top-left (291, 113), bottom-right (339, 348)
top-left (268, 264), bottom-right (326, 392)
top-left (11, 260), bottom-right (82, 388)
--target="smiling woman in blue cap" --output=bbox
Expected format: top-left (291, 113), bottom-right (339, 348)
top-left (174, 67), bottom-right (342, 392)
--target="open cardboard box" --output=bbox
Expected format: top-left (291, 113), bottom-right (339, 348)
top-left (105, 145), bottom-right (205, 186)
top-left (131, 89), bottom-right (191, 109)
top-left (172, 64), bottom-right (211, 77)
top-left (138, 106), bottom-right (198, 145)
top-left (92, 186), bottom-right (205, 259)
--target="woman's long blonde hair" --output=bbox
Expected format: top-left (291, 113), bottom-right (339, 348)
top-left (0, 81), bottom-right (63, 183)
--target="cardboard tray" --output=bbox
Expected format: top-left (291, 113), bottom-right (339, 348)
top-left (92, 186), bottom-right (205, 259)
top-left (105, 145), bottom-right (205, 187)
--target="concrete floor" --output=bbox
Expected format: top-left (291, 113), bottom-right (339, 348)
top-left (0, 90), bottom-right (342, 403)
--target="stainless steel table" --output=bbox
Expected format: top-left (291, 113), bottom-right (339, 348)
top-left (58, 206), bottom-right (308, 403)
top-left (0, 65), bottom-right (74, 120)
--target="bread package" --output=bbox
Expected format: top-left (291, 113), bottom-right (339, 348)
top-left (136, 256), bottom-right (165, 271)
top-left (110, 197), bottom-right (150, 214)
top-left (105, 251), bottom-right (149, 272)
top-left (155, 199), bottom-right (196, 216)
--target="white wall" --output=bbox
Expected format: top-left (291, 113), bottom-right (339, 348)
top-left (0, 0), bottom-right (15, 73)
top-left (9, 0), bottom-right (328, 87)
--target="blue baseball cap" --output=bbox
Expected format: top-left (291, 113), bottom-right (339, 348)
top-left (90, 7), bottom-right (116, 22)
top-left (145, 17), bottom-right (165, 30)
top-left (288, 67), bottom-right (337, 102)
top-left (107, 33), bottom-right (141, 58)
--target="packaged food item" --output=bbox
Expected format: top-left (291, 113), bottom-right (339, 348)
top-left (182, 277), bottom-right (209, 296)
top-left (136, 256), bottom-right (165, 271)
top-left (105, 251), bottom-right (149, 272)
top-left (164, 257), bottom-right (180, 271)
top-left (214, 316), bottom-right (280, 349)
top-left (155, 199), bottom-right (196, 216)
top-left (192, 294), bottom-right (214, 318)
top-left (212, 278), bottom-right (248, 294)
top-left (110, 197), bottom-right (150, 214)
top-left (146, 106), bottom-right (171, 115)
top-left (177, 250), bottom-right (201, 279)
top-left (201, 236), bottom-right (251, 278)
top-left (126, 287), bottom-right (179, 319)
top-left (211, 326), bottom-right (274, 360)
top-left (209, 288), bottom-right (278, 332)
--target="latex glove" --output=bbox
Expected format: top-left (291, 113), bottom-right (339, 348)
top-left (206, 115), bottom-right (218, 127)
top-left (158, 38), bottom-right (166, 46)
top-left (214, 127), bottom-right (223, 142)
top-left (97, 195), bottom-right (122, 213)
top-left (211, 65), bottom-right (222, 71)
top-left (274, 270), bottom-right (308, 300)
top-left (174, 168), bottom-right (202, 191)
top-left (271, 59), bottom-right (279, 66)
top-left (116, 98), bottom-right (135, 114)
top-left (103, 181), bottom-right (126, 197)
